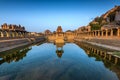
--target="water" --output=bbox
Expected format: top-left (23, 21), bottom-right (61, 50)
top-left (0, 42), bottom-right (119, 80)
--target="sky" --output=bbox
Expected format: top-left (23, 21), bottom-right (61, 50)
top-left (0, 0), bottom-right (120, 32)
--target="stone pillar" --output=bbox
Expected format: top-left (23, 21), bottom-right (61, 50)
top-left (93, 31), bottom-right (94, 37)
top-left (88, 32), bottom-right (90, 37)
top-left (92, 31), bottom-right (94, 37)
top-left (91, 32), bottom-right (93, 37)
top-left (95, 31), bottom-right (97, 37)
top-left (104, 52), bottom-right (106, 59)
top-left (106, 29), bottom-right (108, 37)
top-left (95, 49), bottom-right (97, 54)
top-left (98, 31), bottom-right (100, 37)
top-left (86, 50), bottom-right (90, 54)
top-left (96, 50), bottom-right (99, 54)
top-left (1, 32), bottom-right (4, 37)
top-left (114, 57), bottom-right (118, 64)
top-left (117, 28), bottom-right (120, 37)
top-left (100, 51), bottom-right (102, 56)
top-left (92, 32), bottom-right (94, 37)
top-left (13, 32), bottom-right (16, 37)
top-left (87, 32), bottom-right (89, 37)
top-left (6, 32), bottom-right (10, 38)
top-left (102, 31), bottom-right (104, 37)
top-left (111, 29), bottom-right (113, 36)
top-left (109, 54), bottom-right (112, 61)
top-left (90, 32), bottom-right (92, 37)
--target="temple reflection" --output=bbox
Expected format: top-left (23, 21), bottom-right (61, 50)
top-left (75, 42), bottom-right (120, 79)
top-left (0, 47), bottom-right (32, 65)
top-left (55, 43), bottom-right (65, 58)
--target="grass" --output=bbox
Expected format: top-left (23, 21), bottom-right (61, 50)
top-left (112, 52), bottom-right (120, 57)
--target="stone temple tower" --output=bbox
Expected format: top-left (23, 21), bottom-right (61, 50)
top-left (55, 26), bottom-right (64, 44)
top-left (56, 26), bottom-right (63, 33)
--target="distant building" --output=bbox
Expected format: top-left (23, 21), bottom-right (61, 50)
top-left (77, 26), bottom-right (91, 33)
top-left (30, 32), bottom-right (43, 36)
top-left (1, 23), bottom-right (25, 32)
top-left (87, 26), bottom-right (92, 32)
top-left (44, 29), bottom-right (52, 36)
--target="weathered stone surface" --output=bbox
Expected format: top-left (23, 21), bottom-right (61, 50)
top-left (0, 37), bottom-right (45, 52)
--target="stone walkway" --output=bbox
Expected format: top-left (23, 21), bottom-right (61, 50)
top-left (0, 38), bottom-right (27, 42)
top-left (87, 38), bottom-right (120, 47)
top-left (75, 39), bottom-right (120, 51)
top-left (0, 42), bottom-right (30, 52)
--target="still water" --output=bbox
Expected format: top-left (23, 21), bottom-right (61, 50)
top-left (0, 42), bottom-right (120, 80)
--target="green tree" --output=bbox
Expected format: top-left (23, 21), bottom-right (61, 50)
top-left (90, 23), bottom-right (101, 31)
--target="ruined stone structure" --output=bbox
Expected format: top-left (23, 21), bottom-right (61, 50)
top-left (44, 29), bottom-right (52, 36)
top-left (57, 26), bottom-right (63, 33)
top-left (55, 26), bottom-right (64, 43)
top-left (47, 26), bottom-right (75, 42)
top-left (75, 25), bottom-right (120, 39)
top-left (75, 6), bottom-right (120, 40)
top-left (0, 23), bottom-right (45, 52)
top-left (64, 30), bottom-right (75, 42)
top-left (76, 26), bottom-right (91, 33)
top-left (0, 23), bottom-right (42, 39)
top-left (1, 23), bottom-right (25, 31)
top-left (76, 42), bottom-right (120, 65)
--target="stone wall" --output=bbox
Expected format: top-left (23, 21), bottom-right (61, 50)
top-left (0, 37), bottom-right (45, 52)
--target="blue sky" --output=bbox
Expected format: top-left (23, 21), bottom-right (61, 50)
top-left (0, 0), bottom-right (120, 32)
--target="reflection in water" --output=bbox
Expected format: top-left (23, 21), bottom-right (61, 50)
top-left (55, 43), bottom-right (65, 58)
top-left (0, 47), bottom-right (32, 65)
top-left (75, 42), bottom-right (120, 79)
top-left (0, 42), bottom-right (119, 80)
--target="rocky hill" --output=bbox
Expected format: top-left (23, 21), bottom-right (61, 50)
top-left (89, 5), bottom-right (120, 31)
